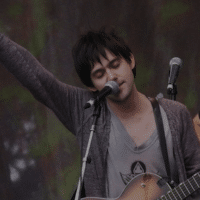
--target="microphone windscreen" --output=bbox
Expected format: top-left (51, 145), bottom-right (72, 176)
top-left (105, 81), bottom-right (119, 94)
top-left (169, 57), bottom-right (183, 68)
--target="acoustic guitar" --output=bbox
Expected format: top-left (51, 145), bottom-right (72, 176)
top-left (82, 172), bottom-right (200, 200)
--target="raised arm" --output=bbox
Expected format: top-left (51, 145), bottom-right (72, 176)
top-left (0, 33), bottom-right (61, 106)
top-left (0, 33), bottom-right (91, 134)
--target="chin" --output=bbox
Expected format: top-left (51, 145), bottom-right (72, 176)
top-left (108, 83), bottom-right (134, 103)
top-left (108, 91), bottom-right (130, 103)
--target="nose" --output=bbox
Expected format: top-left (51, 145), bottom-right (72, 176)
top-left (106, 69), bottom-right (117, 81)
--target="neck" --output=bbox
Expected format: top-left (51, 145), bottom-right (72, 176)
top-left (107, 87), bottom-right (150, 120)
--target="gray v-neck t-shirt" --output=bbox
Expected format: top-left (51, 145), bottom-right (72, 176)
top-left (106, 104), bottom-right (178, 198)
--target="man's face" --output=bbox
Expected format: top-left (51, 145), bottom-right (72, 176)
top-left (89, 49), bottom-right (135, 102)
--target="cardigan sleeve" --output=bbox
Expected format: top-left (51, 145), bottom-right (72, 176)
top-left (0, 33), bottom-right (91, 134)
top-left (158, 98), bottom-right (200, 199)
top-left (180, 106), bottom-right (200, 199)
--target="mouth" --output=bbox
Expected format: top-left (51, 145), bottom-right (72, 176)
top-left (119, 82), bottom-right (124, 87)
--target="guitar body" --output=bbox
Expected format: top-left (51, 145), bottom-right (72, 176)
top-left (82, 173), bottom-right (171, 200)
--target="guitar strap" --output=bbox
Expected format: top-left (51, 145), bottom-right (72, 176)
top-left (71, 182), bottom-right (86, 199)
top-left (149, 97), bottom-right (175, 187)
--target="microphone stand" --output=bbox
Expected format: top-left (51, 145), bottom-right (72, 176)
top-left (74, 100), bottom-right (101, 200)
top-left (167, 83), bottom-right (177, 100)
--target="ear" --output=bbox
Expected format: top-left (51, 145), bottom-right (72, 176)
top-left (130, 54), bottom-right (135, 70)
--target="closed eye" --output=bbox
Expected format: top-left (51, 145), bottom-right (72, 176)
top-left (92, 69), bottom-right (105, 78)
top-left (111, 63), bottom-right (120, 69)
top-left (109, 58), bottom-right (121, 69)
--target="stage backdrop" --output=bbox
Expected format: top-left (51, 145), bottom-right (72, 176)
top-left (0, 0), bottom-right (200, 199)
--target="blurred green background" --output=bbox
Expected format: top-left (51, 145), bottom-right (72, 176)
top-left (0, 0), bottom-right (200, 199)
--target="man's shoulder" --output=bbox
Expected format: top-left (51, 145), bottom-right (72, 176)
top-left (154, 94), bottom-right (189, 117)
top-left (67, 85), bottom-right (94, 98)
top-left (158, 97), bottom-right (186, 110)
top-left (153, 93), bottom-right (184, 108)
top-left (155, 96), bottom-right (193, 129)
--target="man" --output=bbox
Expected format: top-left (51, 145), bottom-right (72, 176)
top-left (0, 29), bottom-right (200, 199)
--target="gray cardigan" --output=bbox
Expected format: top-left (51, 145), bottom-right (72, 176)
top-left (1, 33), bottom-right (200, 199)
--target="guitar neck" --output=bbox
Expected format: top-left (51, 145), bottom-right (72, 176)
top-left (159, 172), bottom-right (200, 200)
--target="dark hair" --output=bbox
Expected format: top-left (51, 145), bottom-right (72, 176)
top-left (72, 28), bottom-right (136, 87)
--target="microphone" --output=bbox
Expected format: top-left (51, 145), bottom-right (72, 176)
top-left (167, 57), bottom-right (183, 92)
top-left (84, 81), bottom-right (119, 109)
